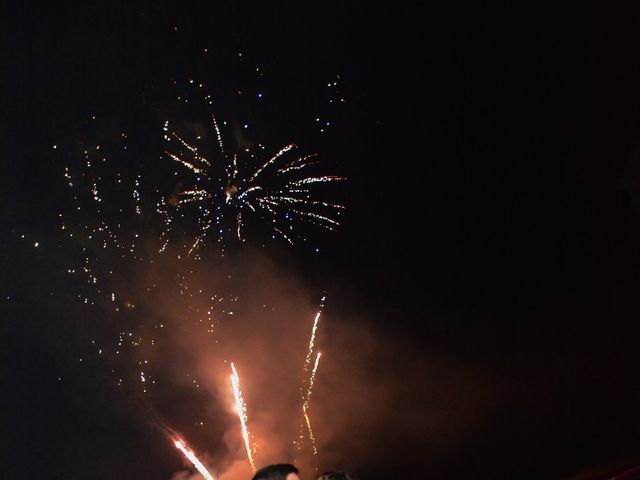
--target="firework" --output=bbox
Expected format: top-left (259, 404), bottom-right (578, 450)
top-left (60, 130), bottom-right (243, 395)
top-left (303, 311), bottom-right (321, 378)
top-left (303, 405), bottom-right (317, 456)
top-left (305, 352), bottom-right (322, 408)
top-left (303, 352), bottom-right (322, 455)
top-left (230, 362), bottom-right (257, 472)
top-left (62, 145), bottom-right (148, 310)
top-left (295, 299), bottom-right (325, 453)
top-left (54, 76), bottom-right (346, 479)
top-left (163, 111), bottom-right (345, 252)
top-left (174, 438), bottom-right (216, 480)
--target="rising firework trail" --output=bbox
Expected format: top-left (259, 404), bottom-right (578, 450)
top-left (301, 296), bottom-right (325, 388)
top-left (174, 438), bottom-right (216, 480)
top-left (305, 352), bottom-right (322, 408)
top-left (295, 298), bottom-right (325, 452)
top-left (303, 352), bottom-right (322, 455)
top-left (303, 311), bottom-right (321, 377)
top-left (303, 405), bottom-right (317, 456)
top-left (230, 362), bottom-right (257, 472)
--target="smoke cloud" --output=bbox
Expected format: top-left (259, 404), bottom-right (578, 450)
top-left (95, 246), bottom-right (511, 480)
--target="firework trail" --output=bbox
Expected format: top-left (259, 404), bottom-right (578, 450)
top-left (174, 438), bottom-right (216, 480)
top-left (305, 352), bottom-right (322, 408)
top-left (163, 110), bottom-right (345, 252)
top-left (303, 311), bottom-right (321, 377)
top-left (295, 298), bottom-right (325, 453)
top-left (127, 392), bottom-right (218, 480)
top-left (300, 296), bottom-right (324, 393)
top-left (230, 362), bottom-right (257, 472)
top-left (302, 405), bottom-right (316, 455)
top-left (303, 352), bottom-right (322, 455)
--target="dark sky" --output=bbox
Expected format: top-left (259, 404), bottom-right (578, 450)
top-left (5, 2), bottom-right (640, 479)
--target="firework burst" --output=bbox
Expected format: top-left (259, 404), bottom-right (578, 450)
top-left (162, 111), bottom-right (346, 253)
top-left (56, 80), bottom-right (342, 477)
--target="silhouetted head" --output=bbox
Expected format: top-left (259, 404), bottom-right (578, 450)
top-left (252, 463), bottom-right (300, 480)
top-left (317, 472), bottom-right (354, 480)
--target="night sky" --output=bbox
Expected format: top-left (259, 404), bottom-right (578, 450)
top-left (5, 3), bottom-right (640, 479)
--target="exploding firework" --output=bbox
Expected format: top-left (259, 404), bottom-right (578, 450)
top-left (56, 78), bottom-right (343, 478)
top-left (174, 438), bottom-right (216, 480)
top-left (162, 108), bottom-right (346, 252)
top-left (61, 142), bottom-right (152, 311)
top-left (230, 362), bottom-right (257, 472)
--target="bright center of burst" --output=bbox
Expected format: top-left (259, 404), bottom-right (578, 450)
top-left (225, 184), bottom-right (239, 202)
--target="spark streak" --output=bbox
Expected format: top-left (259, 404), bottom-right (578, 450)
top-left (165, 151), bottom-right (207, 176)
top-left (303, 404), bottom-right (317, 455)
top-left (305, 351), bottom-right (322, 408)
top-left (288, 175), bottom-right (346, 186)
top-left (295, 299), bottom-right (325, 452)
top-left (230, 362), bottom-right (257, 472)
top-left (303, 310), bottom-right (322, 379)
top-left (303, 352), bottom-right (322, 455)
top-left (174, 439), bottom-right (216, 480)
top-left (211, 113), bottom-right (225, 155)
top-left (249, 144), bottom-right (296, 182)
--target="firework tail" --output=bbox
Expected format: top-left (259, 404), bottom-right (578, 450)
top-left (230, 362), bottom-right (257, 472)
top-left (174, 438), bottom-right (216, 480)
